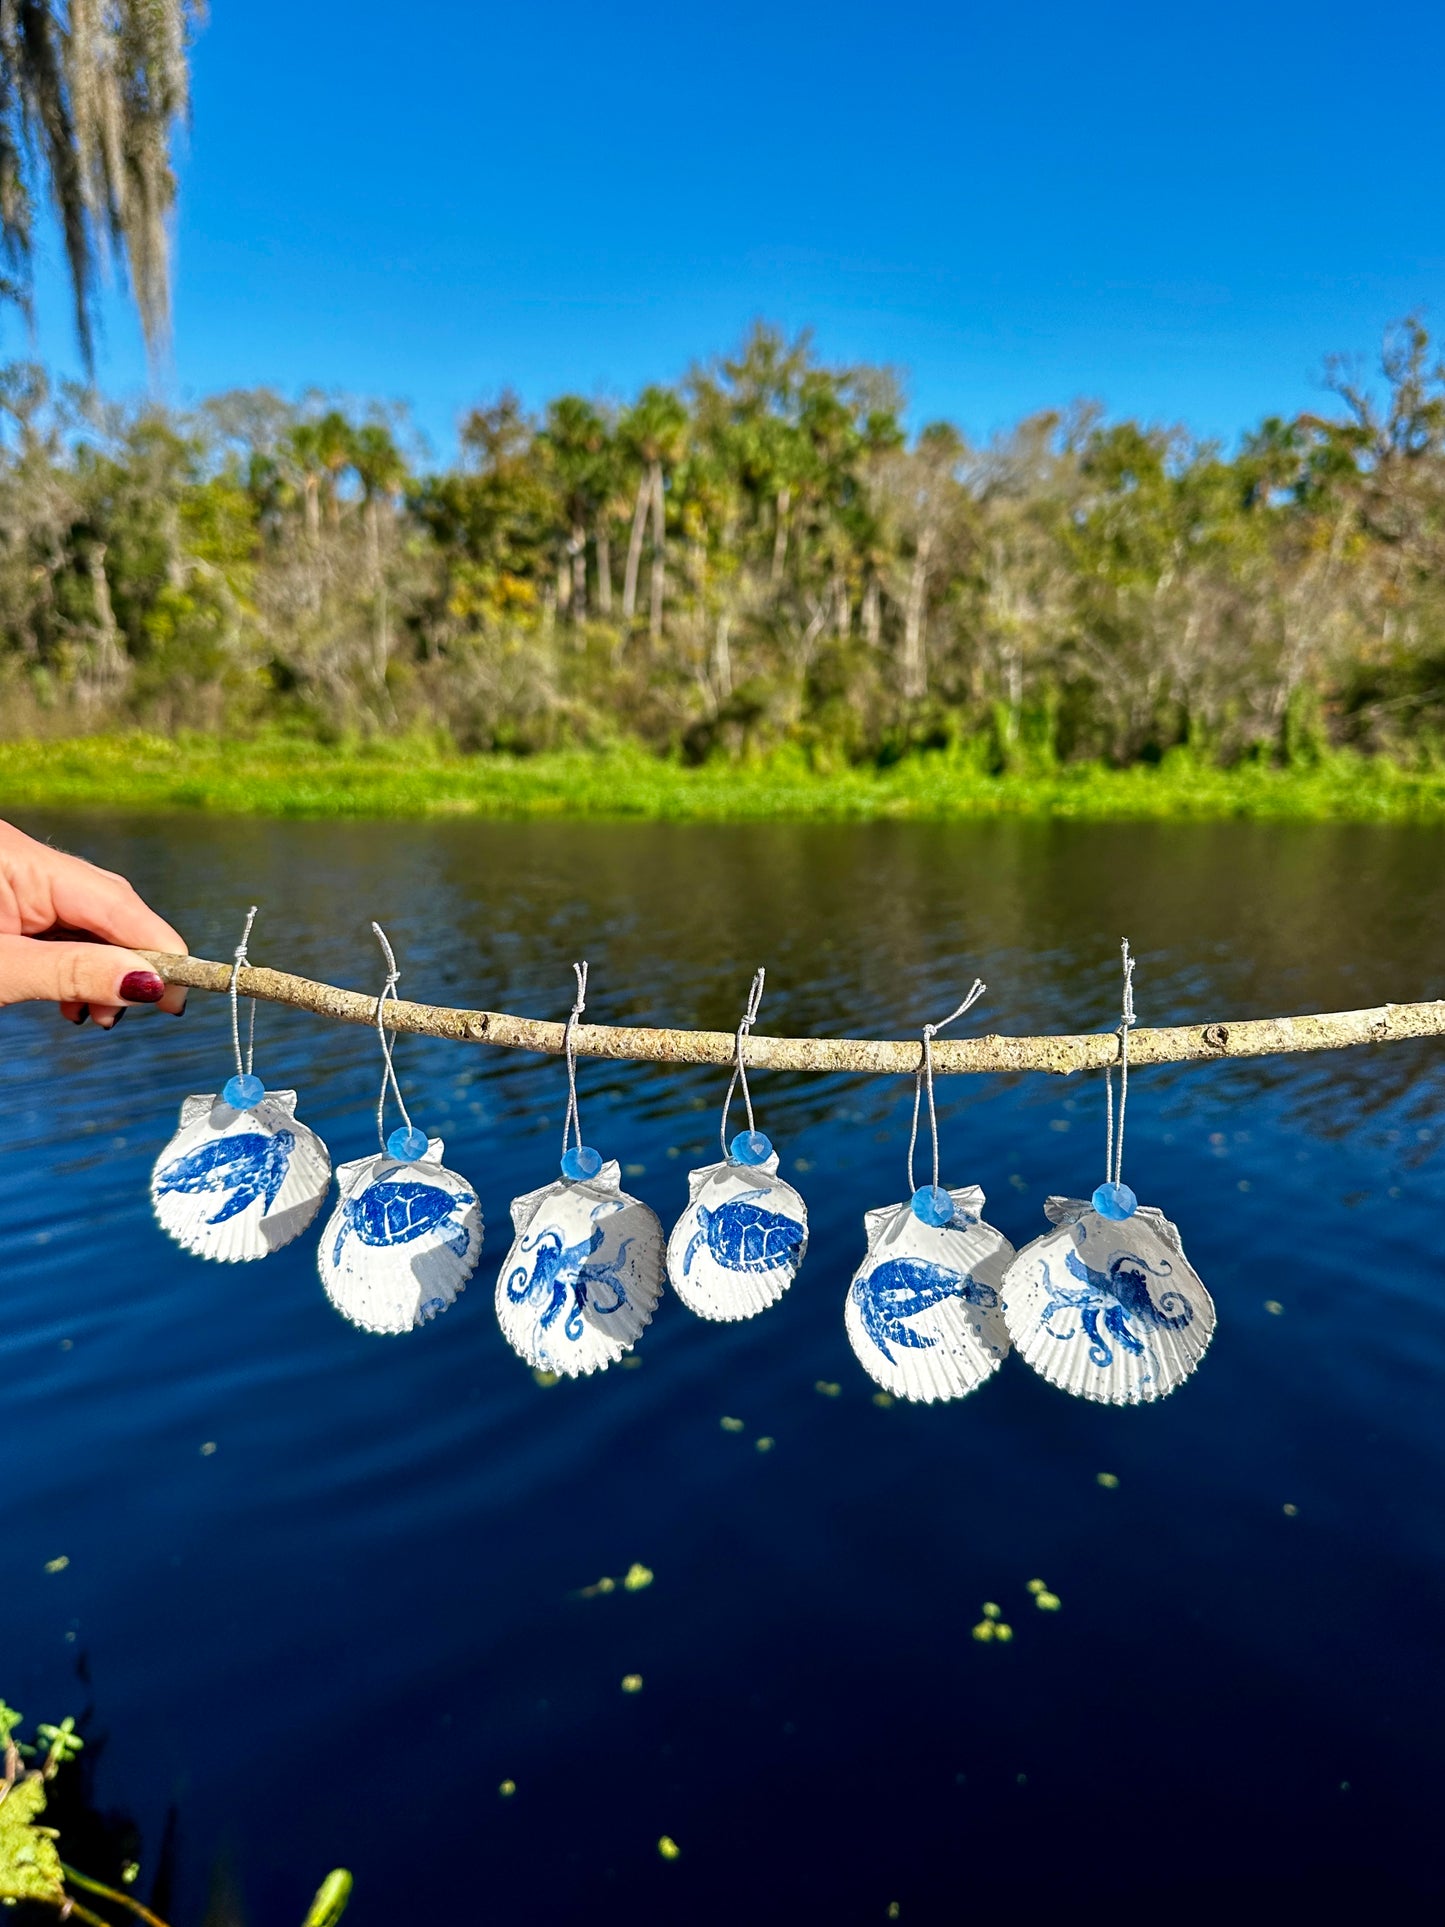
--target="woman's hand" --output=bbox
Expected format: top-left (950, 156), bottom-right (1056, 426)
top-left (0, 820), bottom-right (188, 1028)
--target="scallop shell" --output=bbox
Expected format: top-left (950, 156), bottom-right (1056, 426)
top-left (1000, 1195), bottom-right (1214, 1404)
top-left (496, 1159), bottom-right (664, 1376)
top-left (317, 1136), bottom-right (482, 1335)
top-left (666, 1151), bottom-right (808, 1320)
top-left (844, 1185), bottom-right (1014, 1402)
top-left (151, 1089), bottom-right (331, 1263)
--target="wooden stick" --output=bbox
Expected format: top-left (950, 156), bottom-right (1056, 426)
top-left (138, 953), bottom-right (1445, 1078)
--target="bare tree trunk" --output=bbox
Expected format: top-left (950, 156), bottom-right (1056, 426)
top-left (569, 525), bottom-right (587, 624)
top-left (595, 524), bottom-right (612, 616)
top-left (557, 554), bottom-right (572, 614)
top-left (862, 577), bottom-right (881, 647)
top-left (901, 528), bottom-right (933, 699)
top-left (303, 475), bottom-right (320, 542)
top-left (1004, 642), bottom-right (1022, 740)
top-left (648, 459), bottom-right (665, 649)
top-left (622, 471), bottom-right (650, 622)
top-left (832, 571), bottom-right (850, 637)
top-left (712, 612), bottom-right (732, 701)
top-left (770, 486), bottom-right (791, 589)
top-left (364, 497), bottom-right (393, 707)
top-left (87, 543), bottom-right (126, 690)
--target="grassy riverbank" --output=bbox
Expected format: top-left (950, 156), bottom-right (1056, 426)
top-left (4, 734), bottom-right (1445, 821)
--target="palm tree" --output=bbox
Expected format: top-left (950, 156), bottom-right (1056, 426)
top-left (618, 384), bottom-right (688, 643)
top-left (0, 1), bottom-right (201, 365)
top-left (350, 420), bottom-right (408, 695)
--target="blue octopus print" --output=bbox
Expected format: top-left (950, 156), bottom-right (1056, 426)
top-left (156, 1131), bottom-right (295, 1225)
top-left (851, 1257), bottom-right (1000, 1363)
top-left (682, 1189), bottom-right (804, 1277)
top-left (331, 1180), bottom-right (473, 1267)
top-left (1038, 1246), bottom-right (1194, 1370)
top-left (505, 1211), bottom-right (637, 1345)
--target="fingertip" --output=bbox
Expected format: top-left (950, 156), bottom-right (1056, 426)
top-left (160, 985), bottom-right (188, 1016)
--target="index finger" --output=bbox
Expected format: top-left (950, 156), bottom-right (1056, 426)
top-left (46, 852), bottom-right (188, 957)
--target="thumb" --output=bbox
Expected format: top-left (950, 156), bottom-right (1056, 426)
top-left (0, 935), bottom-right (171, 1011)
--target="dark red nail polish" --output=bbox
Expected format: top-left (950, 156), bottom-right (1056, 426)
top-left (71, 1005), bottom-right (90, 1026)
top-left (119, 971), bottom-right (165, 1004)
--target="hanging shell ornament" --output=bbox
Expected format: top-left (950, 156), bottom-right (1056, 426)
top-left (497, 1149), bottom-right (665, 1376)
top-left (846, 1184), bottom-right (1014, 1402)
top-left (151, 1076), bottom-right (332, 1263)
top-left (667, 1134), bottom-right (808, 1320)
top-left (318, 1126), bottom-right (483, 1334)
top-left (1000, 1192), bottom-right (1214, 1404)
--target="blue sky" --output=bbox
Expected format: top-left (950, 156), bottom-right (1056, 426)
top-left (15, 0), bottom-right (1445, 460)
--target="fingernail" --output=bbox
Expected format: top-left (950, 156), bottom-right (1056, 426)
top-left (108, 1009), bottom-right (126, 1027)
top-left (71, 1005), bottom-right (90, 1026)
top-left (119, 971), bottom-right (165, 1004)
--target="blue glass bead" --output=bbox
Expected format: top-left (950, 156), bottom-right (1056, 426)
top-left (222, 1072), bottom-right (265, 1112)
top-left (910, 1185), bottom-right (955, 1227)
top-left (387, 1125), bottom-right (429, 1162)
top-left (729, 1129), bottom-right (774, 1166)
top-left (1092, 1180), bottom-right (1138, 1220)
top-left (561, 1144), bottom-right (603, 1182)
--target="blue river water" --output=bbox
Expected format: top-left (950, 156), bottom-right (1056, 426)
top-left (4, 815), bottom-right (1445, 1921)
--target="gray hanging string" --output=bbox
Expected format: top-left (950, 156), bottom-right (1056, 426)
top-left (907, 979), bottom-right (986, 1196)
top-left (372, 921), bottom-right (419, 1153)
top-left (229, 904), bottom-right (259, 1079)
top-left (719, 967), bottom-right (766, 1159)
top-left (562, 960), bottom-right (588, 1158)
top-left (1103, 938), bottom-right (1137, 1185)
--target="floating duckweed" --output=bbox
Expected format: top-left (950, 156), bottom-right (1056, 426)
top-left (657, 1836), bottom-right (681, 1861)
top-left (1026, 1578), bottom-right (1046, 1595)
top-left (579, 1575), bottom-right (617, 1597)
top-left (621, 1355), bottom-right (643, 1370)
top-left (982, 1602), bottom-right (1001, 1620)
top-left (971, 1621), bottom-right (995, 1642)
top-left (1283, 1503), bottom-right (1299, 1517)
top-left (1096, 1472), bottom-right (1119, 1488)
top-left (121, 1863), bottom-right (140, 1886)
top-left (1035, 1591), bottom-right (1062, 1612)
top-left (200, 1441), bottom-right (217, 1456)
top-left (814, 1380), bottom-right (842, 1397)
top-left (755, 1436), bottom-right (775, 1453)
top-left (871, 1392), bottom-right (894, 1409)
top-left (623, 1562), bottom-right (654, 1591)
top-left (44, 1555), bottom-right (69, 1574)
top-left (1264, 1300), bottom-right (1284, 1316)
top-left (994, 1622), bottom-right (1014, 1642)
top-left (720, 1416), bottom-right (745, 1432)
top-left (499, 1779), bottom-right (516, 1797)
top-left (532, 1369), bottom-right (561, 1388)
top-left (887, 1907), bottom-right (901, 1921)
top-left (624, 1163), bottom-right (646, 1177)
top-left (621, 1674), bottom-right (644, 1693)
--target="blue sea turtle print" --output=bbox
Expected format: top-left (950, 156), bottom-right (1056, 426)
top-left (681, 1188), bottom-right (805, 1278)
top-left (851, 1256), bottom-right (1000, 1364)
top-left (331, 1179), bottom-right (474, 1268)
top-left (1037, 1246), bottom-right (1194, 1370)
top-left (505, 1216), bottom-right (635, 1344)
top-left (156, 1130), bottom-right (295, 1225)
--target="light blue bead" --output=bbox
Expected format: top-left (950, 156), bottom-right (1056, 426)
top-left (387, 1125), bottom-right (429, 1162)
top-left (1092, 1180), bottom-right (1138, 1220)
top-left (730, 1130), bottom-right (773, 1166)
top-left (222, 1072), bottom-right (265, 1111)
top-left (911, 1185), bottom-right (955, 1227)
top-left (561, 1144), bottom-right (603, 1182)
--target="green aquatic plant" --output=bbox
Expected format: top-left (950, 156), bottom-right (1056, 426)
top-left (0, 1699), bottom-right (352, 1924)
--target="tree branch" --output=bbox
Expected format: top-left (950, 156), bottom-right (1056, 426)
top-left (138, 954), bottom-right (1445, 1078)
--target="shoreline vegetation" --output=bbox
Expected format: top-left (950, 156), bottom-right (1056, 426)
top-left (6, 735), bottom-right (1445, 820)
top-left (3, 321), bottom-right (1445, 796)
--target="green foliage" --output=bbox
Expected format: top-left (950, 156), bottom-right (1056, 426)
top-left (0, 1770), bottom-right (66, 1908)
top-left (4, 319), bottom-right (1445, 768)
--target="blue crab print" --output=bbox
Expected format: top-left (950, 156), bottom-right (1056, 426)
top-left (852, 1257), bottom-right (999, 1364)
top-left (682, 1189), bottom-right (804, 1277)
top-left (332, 1180), bottom-right (473, 1267)
top-left (1038, 1246), bottom-right (1194, 1370)
top-left (157, 1131), bottom-right (295, 1225)
top-left (505, 1210), bottom-right (635, 1344)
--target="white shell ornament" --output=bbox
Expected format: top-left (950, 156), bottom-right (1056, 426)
top-left (318, 1135), bottom-right (482, 1334)
top-left (497, 1159), bottom-right (664, 1376)
top-left (1000, 1195), bottom-right (1214, 1404)
top-left (845, 1185), bottom-right (1014, 1403)
top-left (151, 1086), bottom-right (331, 1263)
top-left (666, 1144), bottom-right (807, 1321)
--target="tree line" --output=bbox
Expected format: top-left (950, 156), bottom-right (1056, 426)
top-left (1, 319), bottom-right (1443, 767)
